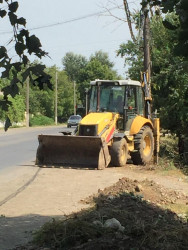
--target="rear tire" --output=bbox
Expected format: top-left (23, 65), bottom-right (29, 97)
top-left (110, 138), bottom-right (128, 167)
top-left (131, 126), bottom-right (154, 165)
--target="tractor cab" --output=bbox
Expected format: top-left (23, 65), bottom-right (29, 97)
top-left (89, 80), bottom-right (144, 131)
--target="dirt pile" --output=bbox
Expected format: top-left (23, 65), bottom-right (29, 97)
top-left (16, 177), bottom-right (188, 250)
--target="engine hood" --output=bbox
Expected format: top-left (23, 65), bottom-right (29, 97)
top-left (79, 112), bottom-right (118, 136)
top-left (80, 112), bottom-right (114, 126)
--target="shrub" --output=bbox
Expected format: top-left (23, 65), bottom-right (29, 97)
top-left (29, 115), bottom-right (54, 126)
top-left (159, 135), bottom-right (178, 159)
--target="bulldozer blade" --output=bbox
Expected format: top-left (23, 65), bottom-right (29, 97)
top-left (36, 135), bottom-right (111, 170)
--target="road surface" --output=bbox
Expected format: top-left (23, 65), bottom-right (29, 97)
top-left (0, 125), bottom-right (68, 171)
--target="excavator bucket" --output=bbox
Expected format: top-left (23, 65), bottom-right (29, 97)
top-left (36, 135), bottom-right (111, 170)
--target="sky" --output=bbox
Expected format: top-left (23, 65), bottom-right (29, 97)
top-left (0, 0), bottom-right (141, 77)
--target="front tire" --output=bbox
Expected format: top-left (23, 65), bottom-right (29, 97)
top-left (110, 138), bottom-right (128, 167)
top-left (131, 126), bottom-right (154, 165)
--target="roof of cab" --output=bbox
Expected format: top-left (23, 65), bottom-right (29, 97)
top-left (90, 79), bottom-right (141, 86)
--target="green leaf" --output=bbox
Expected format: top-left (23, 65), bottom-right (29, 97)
top-left (162, 20), bottom-right (178, 30)
top-left (1, 69), bottom-right (10, 78)
top-left (15, 42), bottom-right (26, 56)
top-left (10, 79), bottom-right (20, 97)
top-left (8, 12), bottom-right (17, 25)
top-left (2, 79), bottom-right (19, 98)
top-left (26, 35), bottom-right (42, 54)
top-left (0, 99), bottom-right (10, 112)
top-left (0, 46), bottom-right (7, 59)
top-left (17, 17), bottom-right (26, 26)
top-left (152, 0), bottom-right (161, 6)
top-left (12, 62), bottom-right (22, 71)
top-left (9, 2), bottom-right (19, 13)
top-left (17, 33), bottom-right (24, 43)
top-left (29, 64), bottom-right (45, 76)
top-left (21, 68), bottom-right (30, 82)
top-left (162, 0), bottom-right (176, 13)
top-left (0, 9), bottom-right (7, 18)
top-left (19, 29), bottom-right (29, 38)
top-left (22, 55), bottom-right (29, 66)
top-left (5, 117), bottom-right (12, 131)
top-left (34, 75), bottom-right (52, 90)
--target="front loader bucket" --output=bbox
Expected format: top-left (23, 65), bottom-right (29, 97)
top-left (36, 135), bottom-right (111, 170)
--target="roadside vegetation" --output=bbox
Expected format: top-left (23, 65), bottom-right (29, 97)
top-left (29, 115), bottom-right (54, 127)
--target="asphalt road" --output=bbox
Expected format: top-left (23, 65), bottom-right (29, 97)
top-left (0, 125), bottom-right (73, 172)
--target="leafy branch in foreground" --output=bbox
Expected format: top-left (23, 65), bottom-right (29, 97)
top-left (0, 0), bottom-right (52, 130)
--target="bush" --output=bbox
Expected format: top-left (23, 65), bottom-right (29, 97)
top-left (159, 135), bottom-right (178, 159)
top-left (29, 115), bottom-right (54, 126)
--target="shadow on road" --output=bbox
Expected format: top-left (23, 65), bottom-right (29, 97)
top-left (0, 214), bottom-right (64, 250)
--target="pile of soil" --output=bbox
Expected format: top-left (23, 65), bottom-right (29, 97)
top-left (16, 177), bottom-right (188, 250)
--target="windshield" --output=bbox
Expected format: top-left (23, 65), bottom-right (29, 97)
top-left (89, 83), bottom-right (144, 116)
top-left (69, 115), bottom-right (81, 120)
top-left (89, 84), bottom-right (125, 114)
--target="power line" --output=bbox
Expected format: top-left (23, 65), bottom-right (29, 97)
top-left (0, 7), bottom-right (121, 35)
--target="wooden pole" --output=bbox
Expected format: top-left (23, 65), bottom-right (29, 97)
top-left (74, 81), bottom-right (76, 115)
top-left (55, 70), bottom-right (58, 125)
top-left (26, 76), bottom-right (29, 127)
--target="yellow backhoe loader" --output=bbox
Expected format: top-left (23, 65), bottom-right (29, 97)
top-left (36, 77), bottom-right (160, 169)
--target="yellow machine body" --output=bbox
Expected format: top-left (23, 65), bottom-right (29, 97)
top-left (79, 112), bottom-right (119, 144)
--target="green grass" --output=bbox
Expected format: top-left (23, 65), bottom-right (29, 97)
top-left (29, 115), bottom-right (54, 126)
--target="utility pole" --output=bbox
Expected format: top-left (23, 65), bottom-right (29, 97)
top-left (143, 4), bottom-right (151, 80)
top-left (142, 1), bottom-right (152, 119)
top-left (74, 81), bottom-right (76, 115)
top-left (142, 0), bottom-right (160, 164)
top-left (55, 70), bottom-right (58, 125)
top-left (26, 76), bottom-right (29, 127)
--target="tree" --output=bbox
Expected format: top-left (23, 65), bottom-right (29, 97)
top-left (62, 51), bottom-right (120, 112)
top-left (7, 95), bottom-right (25, 123)
top-left (0, 0), bottom-right (52, 130)
top-left (62, 52), bottom-right (88, 82)
top-left (117, 9), bottom-right (188, 160)
top-left (29, 84), bottom-right (54, 118)
top-left (80, 52), bottom-right (119, 105)
top-left (55, 69), bottom-right (74, 120)
top-left (89, 50), bottom-right (114, 68)
top-left (148, 0), bottom-right (188, 61)
top-left (26, 65), bottom-right (74, 121)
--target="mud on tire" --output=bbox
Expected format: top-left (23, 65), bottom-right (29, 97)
top-left (131, 126), bottom-right (154, 165)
